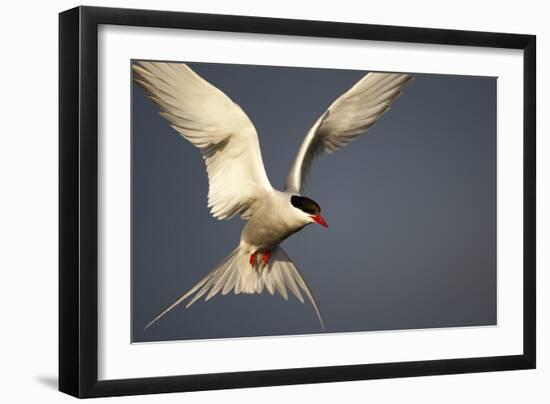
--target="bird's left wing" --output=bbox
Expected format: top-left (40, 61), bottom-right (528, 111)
top-left (285, 72), bottom-right (413, 194)
top-left (133, 61), bottom-right (273, 220)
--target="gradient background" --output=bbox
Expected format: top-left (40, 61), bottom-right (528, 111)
top-left (131, 61), bottom-right (496, 343)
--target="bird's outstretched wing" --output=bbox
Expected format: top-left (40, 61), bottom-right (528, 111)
top-left (133, 61), bottom-right (273, 220)
top-left (285, 72), bottom-right (413, 194)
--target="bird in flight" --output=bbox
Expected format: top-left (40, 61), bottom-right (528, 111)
top-left (133, 61), bottom-right (412, 330)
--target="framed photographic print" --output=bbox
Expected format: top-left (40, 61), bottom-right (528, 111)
top-left (59, 6), bottom-right (536, 398)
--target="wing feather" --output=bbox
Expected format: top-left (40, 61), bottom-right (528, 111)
top-left (285, 72), bottom-right (413, 193)
top-left (133, 61), bottom-right (273, 220)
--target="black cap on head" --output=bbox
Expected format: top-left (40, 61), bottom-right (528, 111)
top-left (290, 195), bottom-right (321, 215)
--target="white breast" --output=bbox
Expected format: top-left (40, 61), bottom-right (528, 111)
top-left (240, 190), bottom-right (309, 252)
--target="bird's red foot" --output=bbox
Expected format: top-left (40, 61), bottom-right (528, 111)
top-left (262, 251), bottom-right (271, 267)
top-left (249, 253), bottom-right (256, 267)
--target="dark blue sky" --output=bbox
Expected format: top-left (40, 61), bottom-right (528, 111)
top-left (131, 61), bottom-right (496, 342)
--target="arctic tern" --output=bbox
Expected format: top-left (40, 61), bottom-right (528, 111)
top-left (133, 61), bottom-right (412, 330)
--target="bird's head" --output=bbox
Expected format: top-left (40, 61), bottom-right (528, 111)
top-left (290, 195), bottom-right (328, 228)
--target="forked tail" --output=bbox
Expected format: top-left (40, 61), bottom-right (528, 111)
top-left (145, 246), bottom-right (324, 330)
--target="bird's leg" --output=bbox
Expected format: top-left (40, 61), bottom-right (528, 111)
top-left (262, 250), bottom-right (271, 267)
top-left (249, 253), bottom-right (256, 267)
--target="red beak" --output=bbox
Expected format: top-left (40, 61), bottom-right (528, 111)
top-left (311, 214), bottom-right (328, 228)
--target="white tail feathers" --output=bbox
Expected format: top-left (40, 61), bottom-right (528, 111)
top-left (144, 246), bottom-right (324, 330)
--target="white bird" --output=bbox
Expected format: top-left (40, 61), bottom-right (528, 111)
top-left (133, 61), bottom-right (412, 330)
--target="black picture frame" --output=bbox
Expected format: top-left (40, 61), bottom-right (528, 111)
top-left (59, 5), bottom-right (536, 398)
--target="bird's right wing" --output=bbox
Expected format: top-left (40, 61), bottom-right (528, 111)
top-left (285, 72), bottom-right (413, 194)
top-left (133, 61), bottom-right (273, 220)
